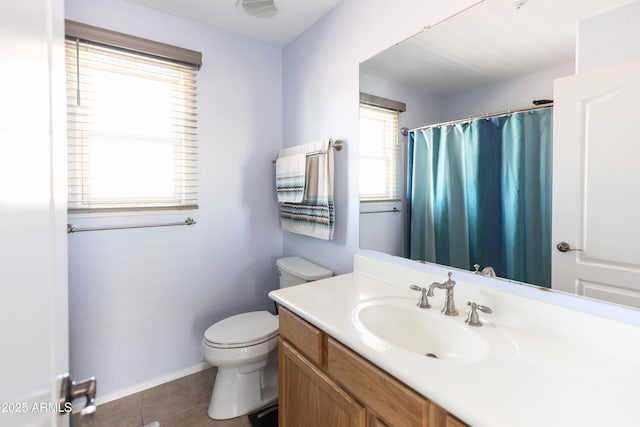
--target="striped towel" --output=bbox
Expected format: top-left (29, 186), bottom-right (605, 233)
top-left (275, 153), bottom-right (306, 203)
top-left (279, 140), bottom-right (334, 240)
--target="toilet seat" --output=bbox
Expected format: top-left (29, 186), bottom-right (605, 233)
top-left (204, 311), bottom-right (278, 349)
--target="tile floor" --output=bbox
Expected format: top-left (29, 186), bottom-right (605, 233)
top-left (72, 368), bottom-right (253, 427)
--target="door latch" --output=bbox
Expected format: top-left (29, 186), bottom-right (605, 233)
top-left (556, 241), bottom-right (583, 253)
top-left (59, 373), bottom-right (97, 415)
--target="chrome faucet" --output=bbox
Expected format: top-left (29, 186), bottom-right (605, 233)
top-left (427, 272), bottom-right (458, 316)
top-left (473, 264), bottom-right (496, 277)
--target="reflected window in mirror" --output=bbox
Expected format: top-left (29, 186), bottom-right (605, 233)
top-left (359, 94), bottom-right (406, 202)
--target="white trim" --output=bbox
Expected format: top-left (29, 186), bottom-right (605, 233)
top-left (72, 362), bottom-right (210, 413)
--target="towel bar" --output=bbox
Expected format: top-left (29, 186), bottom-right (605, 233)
top-left (272, 139), bottom-right (343, 163)
top-left (360, 207), bottom-right (401, 214)
top-left (67, 217), bottom-right (196, 233)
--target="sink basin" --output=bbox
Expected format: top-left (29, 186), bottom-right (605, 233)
top-left (352, 297), bottom-right (490, 362)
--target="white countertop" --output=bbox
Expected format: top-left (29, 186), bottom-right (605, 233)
top-left (269, 254), bottom-right (640, 427)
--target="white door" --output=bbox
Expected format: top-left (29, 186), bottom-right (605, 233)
top-left (552, 59), bottom-right (640, 308)
top-left (0, 0), bottom-right (69, 426)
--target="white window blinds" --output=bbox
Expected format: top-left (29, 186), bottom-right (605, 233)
top-left (359, 103), bottom-right (403, 201)
top-left (66, 23), bottom-right (200, 213)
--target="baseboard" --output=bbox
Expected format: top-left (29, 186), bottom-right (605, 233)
top-left (72, 362), bottom-right (211, 413)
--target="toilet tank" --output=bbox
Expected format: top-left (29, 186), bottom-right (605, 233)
top-left (276, 257), bottom-right (333, 288)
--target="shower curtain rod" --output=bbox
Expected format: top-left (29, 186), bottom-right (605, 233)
top-left (400, 102), bottom-right (553, 136)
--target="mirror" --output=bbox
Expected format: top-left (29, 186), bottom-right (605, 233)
top-left (359, 0), bottom-right (638, 306)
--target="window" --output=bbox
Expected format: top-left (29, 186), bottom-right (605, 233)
top-left (65, 21), bottom-right (201, 213)
top-left (359, 94), bottom-right (405, 202)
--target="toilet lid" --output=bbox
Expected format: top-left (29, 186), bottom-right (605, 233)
top-left (204, 311), bottom-right (278, 348)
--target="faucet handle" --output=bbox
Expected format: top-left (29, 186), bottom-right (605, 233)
top-left (465, 301), bottom-right (492, 327)
top-left (409, 285), bottom-right (431, 309)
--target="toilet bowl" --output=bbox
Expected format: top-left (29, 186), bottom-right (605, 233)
top-left (203, 311), bottom-right (279, 420)
top-left (203, 257), bottom-right (332, 420)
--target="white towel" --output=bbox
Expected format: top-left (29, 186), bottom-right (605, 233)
top-left (275, 140), bottom-right (326, 203)
top-left (279, 139), bottom-right (334, 240)
top-left (275, 153), bottom-right (306, 203)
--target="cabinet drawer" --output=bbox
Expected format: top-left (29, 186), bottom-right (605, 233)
top-left (279, 307), bottom-right (325, 366)
top-left (328, 338), bottom-right (429, 427)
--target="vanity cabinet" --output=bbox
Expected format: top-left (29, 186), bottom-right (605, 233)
top-left (280, 340), bottom-right (366, 426)
top-left (278, 307), bottom-right (469, 427)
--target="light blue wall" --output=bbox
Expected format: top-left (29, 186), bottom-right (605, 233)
top-left (577, 1), bottom-right (640, 73)
top-left (65, 0), bottom-right (283, 397)
top-left (440, 63), bottom-right (574, 120)
top-left (359, 72), bottom-right (442, 130)
top-left (281, 0), bottom-right (480, 274)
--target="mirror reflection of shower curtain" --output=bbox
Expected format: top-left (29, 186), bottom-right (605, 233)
top-left (406, 107), bottom-right (552, 287)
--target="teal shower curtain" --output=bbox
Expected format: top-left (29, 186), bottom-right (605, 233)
top-left (406, 107), bottom-right (552, 287)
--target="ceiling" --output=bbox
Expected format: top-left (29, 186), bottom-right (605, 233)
top-left (360, 0), bottom-right (636, 96)
top-left (125, 0), bottom-right (344, 46)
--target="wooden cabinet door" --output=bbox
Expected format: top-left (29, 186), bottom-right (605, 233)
top-left (429, 402), bottom-right (469, 427)
top-left (280, 340), bottom-right (366, 427)
top-left (368, 414), bottom-right (389, 427)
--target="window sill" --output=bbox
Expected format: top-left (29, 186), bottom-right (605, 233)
top-left (68, 205), bottom-right (198, 219)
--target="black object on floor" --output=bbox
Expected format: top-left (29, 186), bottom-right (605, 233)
top-left (249, 404), bottom-right (278, 427)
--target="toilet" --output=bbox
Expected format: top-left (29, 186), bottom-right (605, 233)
top-left (202, 256), bottom-right (333, 420)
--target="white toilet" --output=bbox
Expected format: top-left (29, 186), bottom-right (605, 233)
top-left (202, 256), bottom-right (333, 420)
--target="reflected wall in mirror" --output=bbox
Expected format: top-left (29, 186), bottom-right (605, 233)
top-left (358, 0), bottom-right (640, 308)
